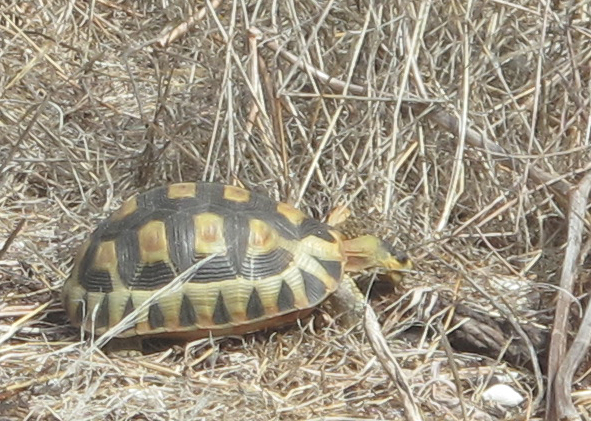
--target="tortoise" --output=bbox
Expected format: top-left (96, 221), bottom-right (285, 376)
top-left (62, 182), bottom-right (412, 339)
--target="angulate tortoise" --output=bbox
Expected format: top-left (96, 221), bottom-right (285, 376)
top-left (62, 182), bottom-right (412, 338)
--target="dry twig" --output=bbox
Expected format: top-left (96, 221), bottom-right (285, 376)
top-left (156, 0), bottom-right (223, 48)
top-left (547, 172), bottom-right (591, 421)
top-left (364, 306), bottom-right (424, 421)
top-left (251, 27), bottom-right (573, 205)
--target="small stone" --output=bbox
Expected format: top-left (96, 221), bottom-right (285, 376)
top-left (482, 384), bottom-right (524, 407)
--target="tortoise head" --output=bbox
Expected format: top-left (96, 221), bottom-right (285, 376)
top-left (343, 235), bottom-right (412, 277)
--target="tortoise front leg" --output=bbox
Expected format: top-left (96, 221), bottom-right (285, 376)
top-left (326, 275), bottom-right (366, 329)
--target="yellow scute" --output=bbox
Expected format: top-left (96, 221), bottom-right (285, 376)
top-left (138, 220), bottom-right (169, 263)
top-left (223, 185), bottom-right (250, 202)
top-left (168, 183), bottom-right (196, 199)
top-left (110, 196), bottom-right (138, 221)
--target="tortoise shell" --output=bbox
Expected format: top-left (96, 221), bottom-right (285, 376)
top-left (62, 182), bottom-right (345, 338)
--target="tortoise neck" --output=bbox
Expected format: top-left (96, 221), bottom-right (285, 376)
top-left (342, 235), bottom-right (381, 272)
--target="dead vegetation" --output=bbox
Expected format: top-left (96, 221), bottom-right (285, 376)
top-left (1, 1), bottom-right (591, 420)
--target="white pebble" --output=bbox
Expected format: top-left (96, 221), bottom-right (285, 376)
top-left (482, 384), bottom-right (524, 407)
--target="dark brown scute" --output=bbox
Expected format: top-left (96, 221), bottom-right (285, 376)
top-left (132, 261), bottom-right (176, 290)
top-left (299, 269), bottom-right (327, 304)
top-left (315, 258), bottom-right (343, 281)
top-left (148, 302), bottom-right (166, 328)
top-left (115, 231), bottom-right (141, 286)
top-left (179, 294), bottom-right (197, 326)
top-left (246, 288), bottom-right (265, 320)
top-left (138, 185), bottom-right (184, 211)
top-left (122, 296), bottom-right (135, 318)
top-left (166, 212), bottom-right (197, 272)
top-left (190, 254), bottom-right (237, 283)
top-left (95, 294), bottom-right (110, 328)
top-left (223, 213), bottom-right (250, 276)
top-left (212, 292), bottom-right (232, 325)
top-left (195, 182), bottom-right (225, 207)
top-left (241, 248), bottom-right (293, 280)
top-left (77, 236), bottom-right (100, 288)
top-left (77, 238), bottom-right (115, 293)
top-left (299, 218), bottom-right (336, 242)
top-left (277, 280), bottom-right (295, 311)
top-left (105, 207), bottom-right (166, 236)
top-left (261, 212), bottom-right (299, 240)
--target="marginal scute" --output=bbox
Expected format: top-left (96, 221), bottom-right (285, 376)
top-left (246, 288), bottom-right (265, 320)
top-left (168, 183), bottom-right (196, 199)
top-left (223, 185), bottom-right (250, 203)
top-left (277, 280), bottom-right (295, 312)
top-left (110, 196), bottom-right (138, 221)
top-left (148, 302), bottom-right (165, 329)
top-left (212, 292), bottom-right (231, 325)
top-left (276, 202), bottom-right (306, 225)
top-left (95, 294), bottom-right (110, 328)
top-left (122, 296), bottom-right (135, 318)
top-left (179, 294), bottom-right (197, 326)
top-left (299, 269), bottom-right (327, 305)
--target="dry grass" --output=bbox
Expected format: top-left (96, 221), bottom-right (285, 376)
top-left (1, 1), bottom-right (591, 420)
